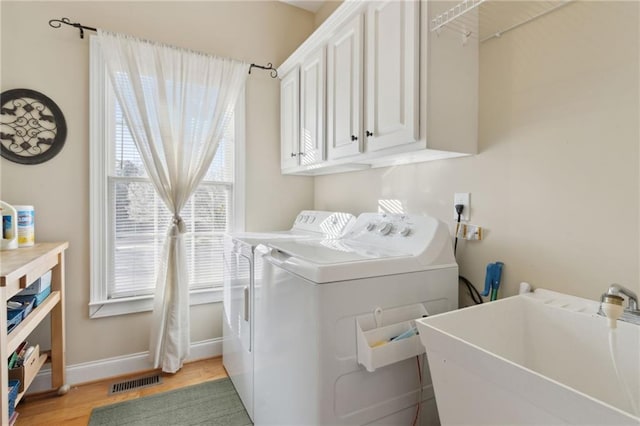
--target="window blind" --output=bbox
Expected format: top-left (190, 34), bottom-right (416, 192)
top-left (107, 96), bottom-right (234, 299)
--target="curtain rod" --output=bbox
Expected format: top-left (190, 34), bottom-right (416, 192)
top-left (49, 17), bottom-right (96, 39)
top-left (48, 17), bottom-right (279, 79)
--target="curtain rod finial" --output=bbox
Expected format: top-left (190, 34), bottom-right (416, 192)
top-left (48, 17), bottom-right (97, 39)
top-left (248, 63), bottom-right (278, 79)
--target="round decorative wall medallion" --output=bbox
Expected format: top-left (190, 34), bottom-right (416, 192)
top-left (0, 88), bottom-right (67, 165)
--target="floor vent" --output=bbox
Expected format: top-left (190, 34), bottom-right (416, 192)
top-left (109, 374), bottom-right (162, 395)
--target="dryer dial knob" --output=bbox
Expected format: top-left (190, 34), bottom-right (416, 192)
top-left (366, 222), bottom-right (376, 232)
top-left (308, 216), bottom-right (316, 224)
top-left (399, 226), bottom-right (412, 237)
top-left (378, 223), bottom-right (393, 236)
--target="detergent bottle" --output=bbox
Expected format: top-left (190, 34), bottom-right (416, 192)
top-left (1, 201), bottom-right (19, 250)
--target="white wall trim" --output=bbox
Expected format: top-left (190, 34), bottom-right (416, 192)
top-left (28, 338), bottom-right (222, 394)
top-left (89, 288), bottom-right (223, 318)
top-left (232, 88), bottom-right (246, 233)
top-left (89, 35), bottom-right (109, 311)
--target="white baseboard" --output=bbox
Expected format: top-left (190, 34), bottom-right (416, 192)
top-left (28, 338), bottom-right (222, 394)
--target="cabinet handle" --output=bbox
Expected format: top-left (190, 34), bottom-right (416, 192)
top-left (290, 152), bottom-right (297, 157)
top-left (366, 130), bottom-right (373, 137)
top-left (351, 135), bottom-right (358, 141)
top-left (298, 152), bottom-right (306, 156)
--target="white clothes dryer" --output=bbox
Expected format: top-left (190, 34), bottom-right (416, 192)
top-left (222, 211), bottom-right (355, 421)
top-left (254, 213), bottom-right (458, 425)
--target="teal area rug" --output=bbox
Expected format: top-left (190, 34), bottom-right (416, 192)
top-left (89, 378), bottom-right (252, 426)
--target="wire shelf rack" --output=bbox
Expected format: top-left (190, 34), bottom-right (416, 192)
top-left (430, 0), bottom-right (573, 43)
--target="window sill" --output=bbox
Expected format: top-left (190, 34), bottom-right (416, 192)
top-left (89, 288), bottom-right (222, 318)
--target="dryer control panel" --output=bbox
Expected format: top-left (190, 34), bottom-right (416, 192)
top-left (291, 210), bottom-right (355, 237)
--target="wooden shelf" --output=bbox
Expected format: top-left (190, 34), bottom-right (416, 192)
top-left (1, 242), bottom-right (67, 425)
top-left (8, 292), bottom-right (61, 354)
top-left (15, 353), bottom-right (48, 405)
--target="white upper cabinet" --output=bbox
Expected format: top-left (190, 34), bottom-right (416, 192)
top-left (281, 50), bottom-right (327, 170)
top-left (365, 0), bottom-right (419, 152)
top-left (277, 0), bottom-right (478, 175)
top-left (280, 67), bottom-right (300, 170)
top-left (326, 14), bottom-right (363, 161)
top-left (299, 47), bottom-right (326, 166)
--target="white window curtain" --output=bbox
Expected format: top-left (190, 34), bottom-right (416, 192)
top-left (97, 30), bottom-right (248, 373)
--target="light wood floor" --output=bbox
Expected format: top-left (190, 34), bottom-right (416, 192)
top-left (14, 357), bottom-right (227, 426)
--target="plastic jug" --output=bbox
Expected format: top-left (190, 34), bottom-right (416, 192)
top-left (1, 201), bottom-right (19, 250)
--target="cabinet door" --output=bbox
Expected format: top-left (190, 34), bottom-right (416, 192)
top-left (299, 47), bottom-right (326, 166)
top-left (280, 67), bottom-right (300, 170)
top-left (327, 14), bottom-right (363, 161)
top-left (365, 0), bottom-right (419, 152)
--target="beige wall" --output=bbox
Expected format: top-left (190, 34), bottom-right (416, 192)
top-left (0, 1), bottom-right (315, 365)
top-left (314, 0), bottom-right (342, 28)
top-left (315, 1), bottom-right (640, 306)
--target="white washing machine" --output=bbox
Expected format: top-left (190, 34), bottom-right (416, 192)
top-left (222, 211), bottom-right (356, 421)
top-left (254, 213), bottom-right (458, 425)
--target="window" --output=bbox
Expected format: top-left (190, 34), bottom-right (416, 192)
top-left (89, 37), bottom-right (245, 318)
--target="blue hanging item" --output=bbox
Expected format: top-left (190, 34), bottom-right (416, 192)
top-left (481, 262), bottom-right (504, 301)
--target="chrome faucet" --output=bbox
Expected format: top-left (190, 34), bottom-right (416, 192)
top-left (598, 283), bottom-right (640, 326)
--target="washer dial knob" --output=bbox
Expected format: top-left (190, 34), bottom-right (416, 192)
top-left (366, 222), bottom-right (377, 232)
top-left (399, 226), bottom-right (412, 237)
top-left (377, 222), bottom-right (393, 236)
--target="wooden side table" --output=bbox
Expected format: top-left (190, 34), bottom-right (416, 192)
top-left (0, 242), bottom-right (68, 425)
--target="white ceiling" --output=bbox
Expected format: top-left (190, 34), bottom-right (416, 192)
top-left (280, 0), bottom-right (326, 13)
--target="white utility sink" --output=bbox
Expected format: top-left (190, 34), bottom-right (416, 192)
top-left (416, 289), bottom-right (640, 425)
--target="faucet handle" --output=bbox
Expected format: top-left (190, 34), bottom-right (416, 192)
top-left (601, 293), bottom-right (624, 305)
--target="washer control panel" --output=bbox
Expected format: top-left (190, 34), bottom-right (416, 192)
top-left (344, 213), bottom-right (442, 255)
top-left (359, 215), bottom-right (414, 238)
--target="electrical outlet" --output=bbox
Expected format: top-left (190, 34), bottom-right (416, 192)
top-left (454, 193), bottom-right (470, 221)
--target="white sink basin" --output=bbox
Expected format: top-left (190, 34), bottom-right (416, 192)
top-left (416, 289), bottom-right (640, 425)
